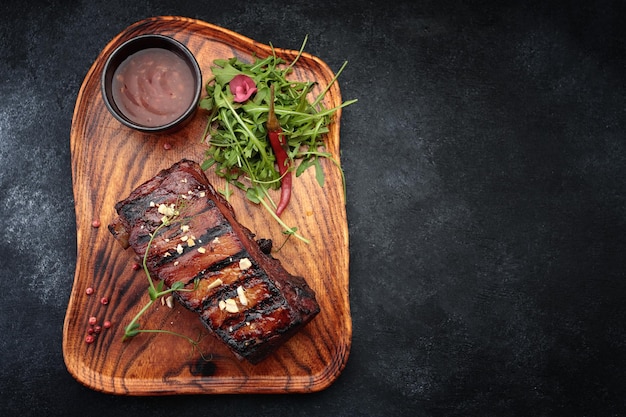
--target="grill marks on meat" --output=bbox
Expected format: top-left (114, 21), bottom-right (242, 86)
top-left (108, 159), bottom-right (319, 364)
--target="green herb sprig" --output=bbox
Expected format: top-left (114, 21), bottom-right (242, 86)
top-left (199, 36), bottom-right (357, 243)
top-left (123, 204), bottom-right (210, 360)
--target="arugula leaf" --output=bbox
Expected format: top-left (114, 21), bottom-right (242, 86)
top-left (200, 39), bottom-right (356, 243)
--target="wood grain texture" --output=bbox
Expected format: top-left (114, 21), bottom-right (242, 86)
top-left (62, 16), bottom-right (351, 395)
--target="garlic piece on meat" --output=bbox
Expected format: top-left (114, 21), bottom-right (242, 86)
top-left (236, 285), bottom-right (248, 306)
top-left (207, 278), bottom-right (223, 290)
top-left (224, 298), bottom-right (239, 313)
top-left (239, 258), bottom-right (252, 271)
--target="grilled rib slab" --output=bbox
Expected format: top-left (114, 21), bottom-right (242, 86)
top-left (108, 159), bottom-right (319, 364)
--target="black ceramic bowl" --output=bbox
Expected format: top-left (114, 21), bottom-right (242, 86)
top-left (101, 34), bottom-right (202, 134)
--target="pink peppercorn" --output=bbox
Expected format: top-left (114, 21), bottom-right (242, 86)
top-left (100, 297), bottom-right (109, 305)
top-left (86, 287), bottom-right (94, 295)
top-left (88, 316), bottom-right (97, 326)
top-left (93, 325), bottom-right (102, 334)
top-left (131, 263), bottom-right (140, 271)
top-left (85, 335), bottom-right (95, 344)
top-left (103, 320), bottom-right (112, 329)
top-left (91, 220), bottom-right (101, 228)
top-left (163, 142), bottom-right (172, 150)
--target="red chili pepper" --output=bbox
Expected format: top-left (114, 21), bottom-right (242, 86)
top-left (267, 85), bottom-right (291, 217)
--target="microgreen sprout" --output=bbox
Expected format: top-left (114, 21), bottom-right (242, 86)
top-left (122, 203), bottom-right (210, 360)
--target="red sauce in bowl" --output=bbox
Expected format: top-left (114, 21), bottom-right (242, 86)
top-left (112, 48), bottom-right (196, 127)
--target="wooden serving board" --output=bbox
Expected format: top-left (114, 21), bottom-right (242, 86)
top-left (62, 16), bottom-right (351, 395)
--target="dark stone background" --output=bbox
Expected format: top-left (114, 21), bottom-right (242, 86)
top-left (1, 0), bottom-right (625, 415)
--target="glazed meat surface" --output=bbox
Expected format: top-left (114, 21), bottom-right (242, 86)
top-left (108, 159), bottom-right (319, 364)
